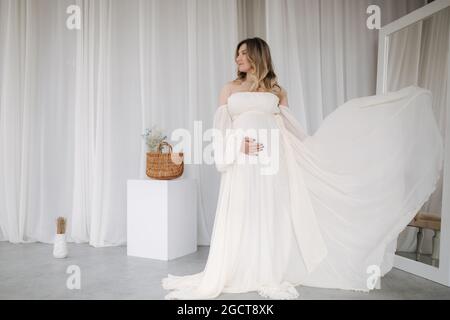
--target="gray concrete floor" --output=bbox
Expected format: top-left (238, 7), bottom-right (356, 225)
top-left (1, 241), bottom-right (449, 300)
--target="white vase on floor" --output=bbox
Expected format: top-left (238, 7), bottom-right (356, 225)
top-left (53, 233), bottom-right (68, 259)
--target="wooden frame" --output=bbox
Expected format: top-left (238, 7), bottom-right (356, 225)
top-left (376, 0), bottom-right (450, 286)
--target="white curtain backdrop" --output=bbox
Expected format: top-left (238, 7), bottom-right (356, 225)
top-left (137, 0), bottom-right (239, 245)
top-left (0, 0), bottom-right (77, 244)
top-left (0, 0), bottom-right (238, 246)
top-left (265, 0), bottom-right (425, 134)
top-left (0, 0), bottom-right (428, 247)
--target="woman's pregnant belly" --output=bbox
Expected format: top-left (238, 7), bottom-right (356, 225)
top-left (232, 111), bottom-right (282, 175)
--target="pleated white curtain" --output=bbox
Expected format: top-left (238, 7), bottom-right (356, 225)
top-left (0, 0), bottom-right (238, 246)
top-left (137, 0), bottom-right (239, 245)
top-left (265, 0), bottom-right (425, 134)
top-left (0, 0), bottom-right (78, 244)
top-left (386, 21), bottom-right (423, 92)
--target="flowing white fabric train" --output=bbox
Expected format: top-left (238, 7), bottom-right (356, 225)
top-left (162, 85), bottom-right (443, 299)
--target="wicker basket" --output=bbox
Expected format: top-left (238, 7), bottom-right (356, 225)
top-left (146, 141), bottom-right (184, 180)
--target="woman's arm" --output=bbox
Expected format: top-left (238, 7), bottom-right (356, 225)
top-left (219, 82), bottom-right (232, 106)
top-left (279, 87), bottom-right (289, 107)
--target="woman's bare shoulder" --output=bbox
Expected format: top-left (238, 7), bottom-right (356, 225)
top-left (278, 85), bottom-right (289, 107)
top-left (230, 79), bottom-right (242, 86)
top-left (218, 81), bottom-right (239, 106)
top-left (274, 84), bottom-right (286, 95)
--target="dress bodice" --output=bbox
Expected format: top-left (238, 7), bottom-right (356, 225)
top-left (227, 92), bottom-right (281, 121)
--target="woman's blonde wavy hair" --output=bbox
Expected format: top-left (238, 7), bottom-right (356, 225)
top-left (233, 37), bottom-right (283, 99)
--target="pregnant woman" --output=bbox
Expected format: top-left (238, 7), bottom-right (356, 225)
top-left (162, 37), bottom-right (443, 300)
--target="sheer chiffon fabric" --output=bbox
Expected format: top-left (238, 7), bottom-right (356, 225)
top-left (162, 85), bottom-right (443, 299)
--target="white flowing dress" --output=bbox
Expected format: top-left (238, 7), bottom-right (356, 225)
top-left (162, 85), bottom-right (443, 300)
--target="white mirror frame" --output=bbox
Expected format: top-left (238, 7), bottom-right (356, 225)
top-left (377, 0), bottom-right (450, 286)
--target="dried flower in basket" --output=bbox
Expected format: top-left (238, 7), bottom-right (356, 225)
top-left (141, 125), bottom-right (167, 152)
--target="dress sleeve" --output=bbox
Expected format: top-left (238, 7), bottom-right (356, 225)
top-left (212, 104), bottom-right (241, 173)
top-left (278, 105), bottom-right (309, 141)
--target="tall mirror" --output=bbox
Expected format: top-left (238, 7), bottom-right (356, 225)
top-left (377, 0), bottom-right (450, 285)
top-left (388, 6), bottom-right (450, 269)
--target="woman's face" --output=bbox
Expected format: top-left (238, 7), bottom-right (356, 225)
top-left (236, 43), bottom-right (252, 74)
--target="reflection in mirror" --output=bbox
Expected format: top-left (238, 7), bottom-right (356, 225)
top-left (387, 7), bottom-right (450, 268)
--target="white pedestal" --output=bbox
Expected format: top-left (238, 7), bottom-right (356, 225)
top-left (127, 178), bottom-right (197, 260)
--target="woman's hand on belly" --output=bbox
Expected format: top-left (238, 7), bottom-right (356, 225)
top-left (240, 136), bottom-right (264, 156)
